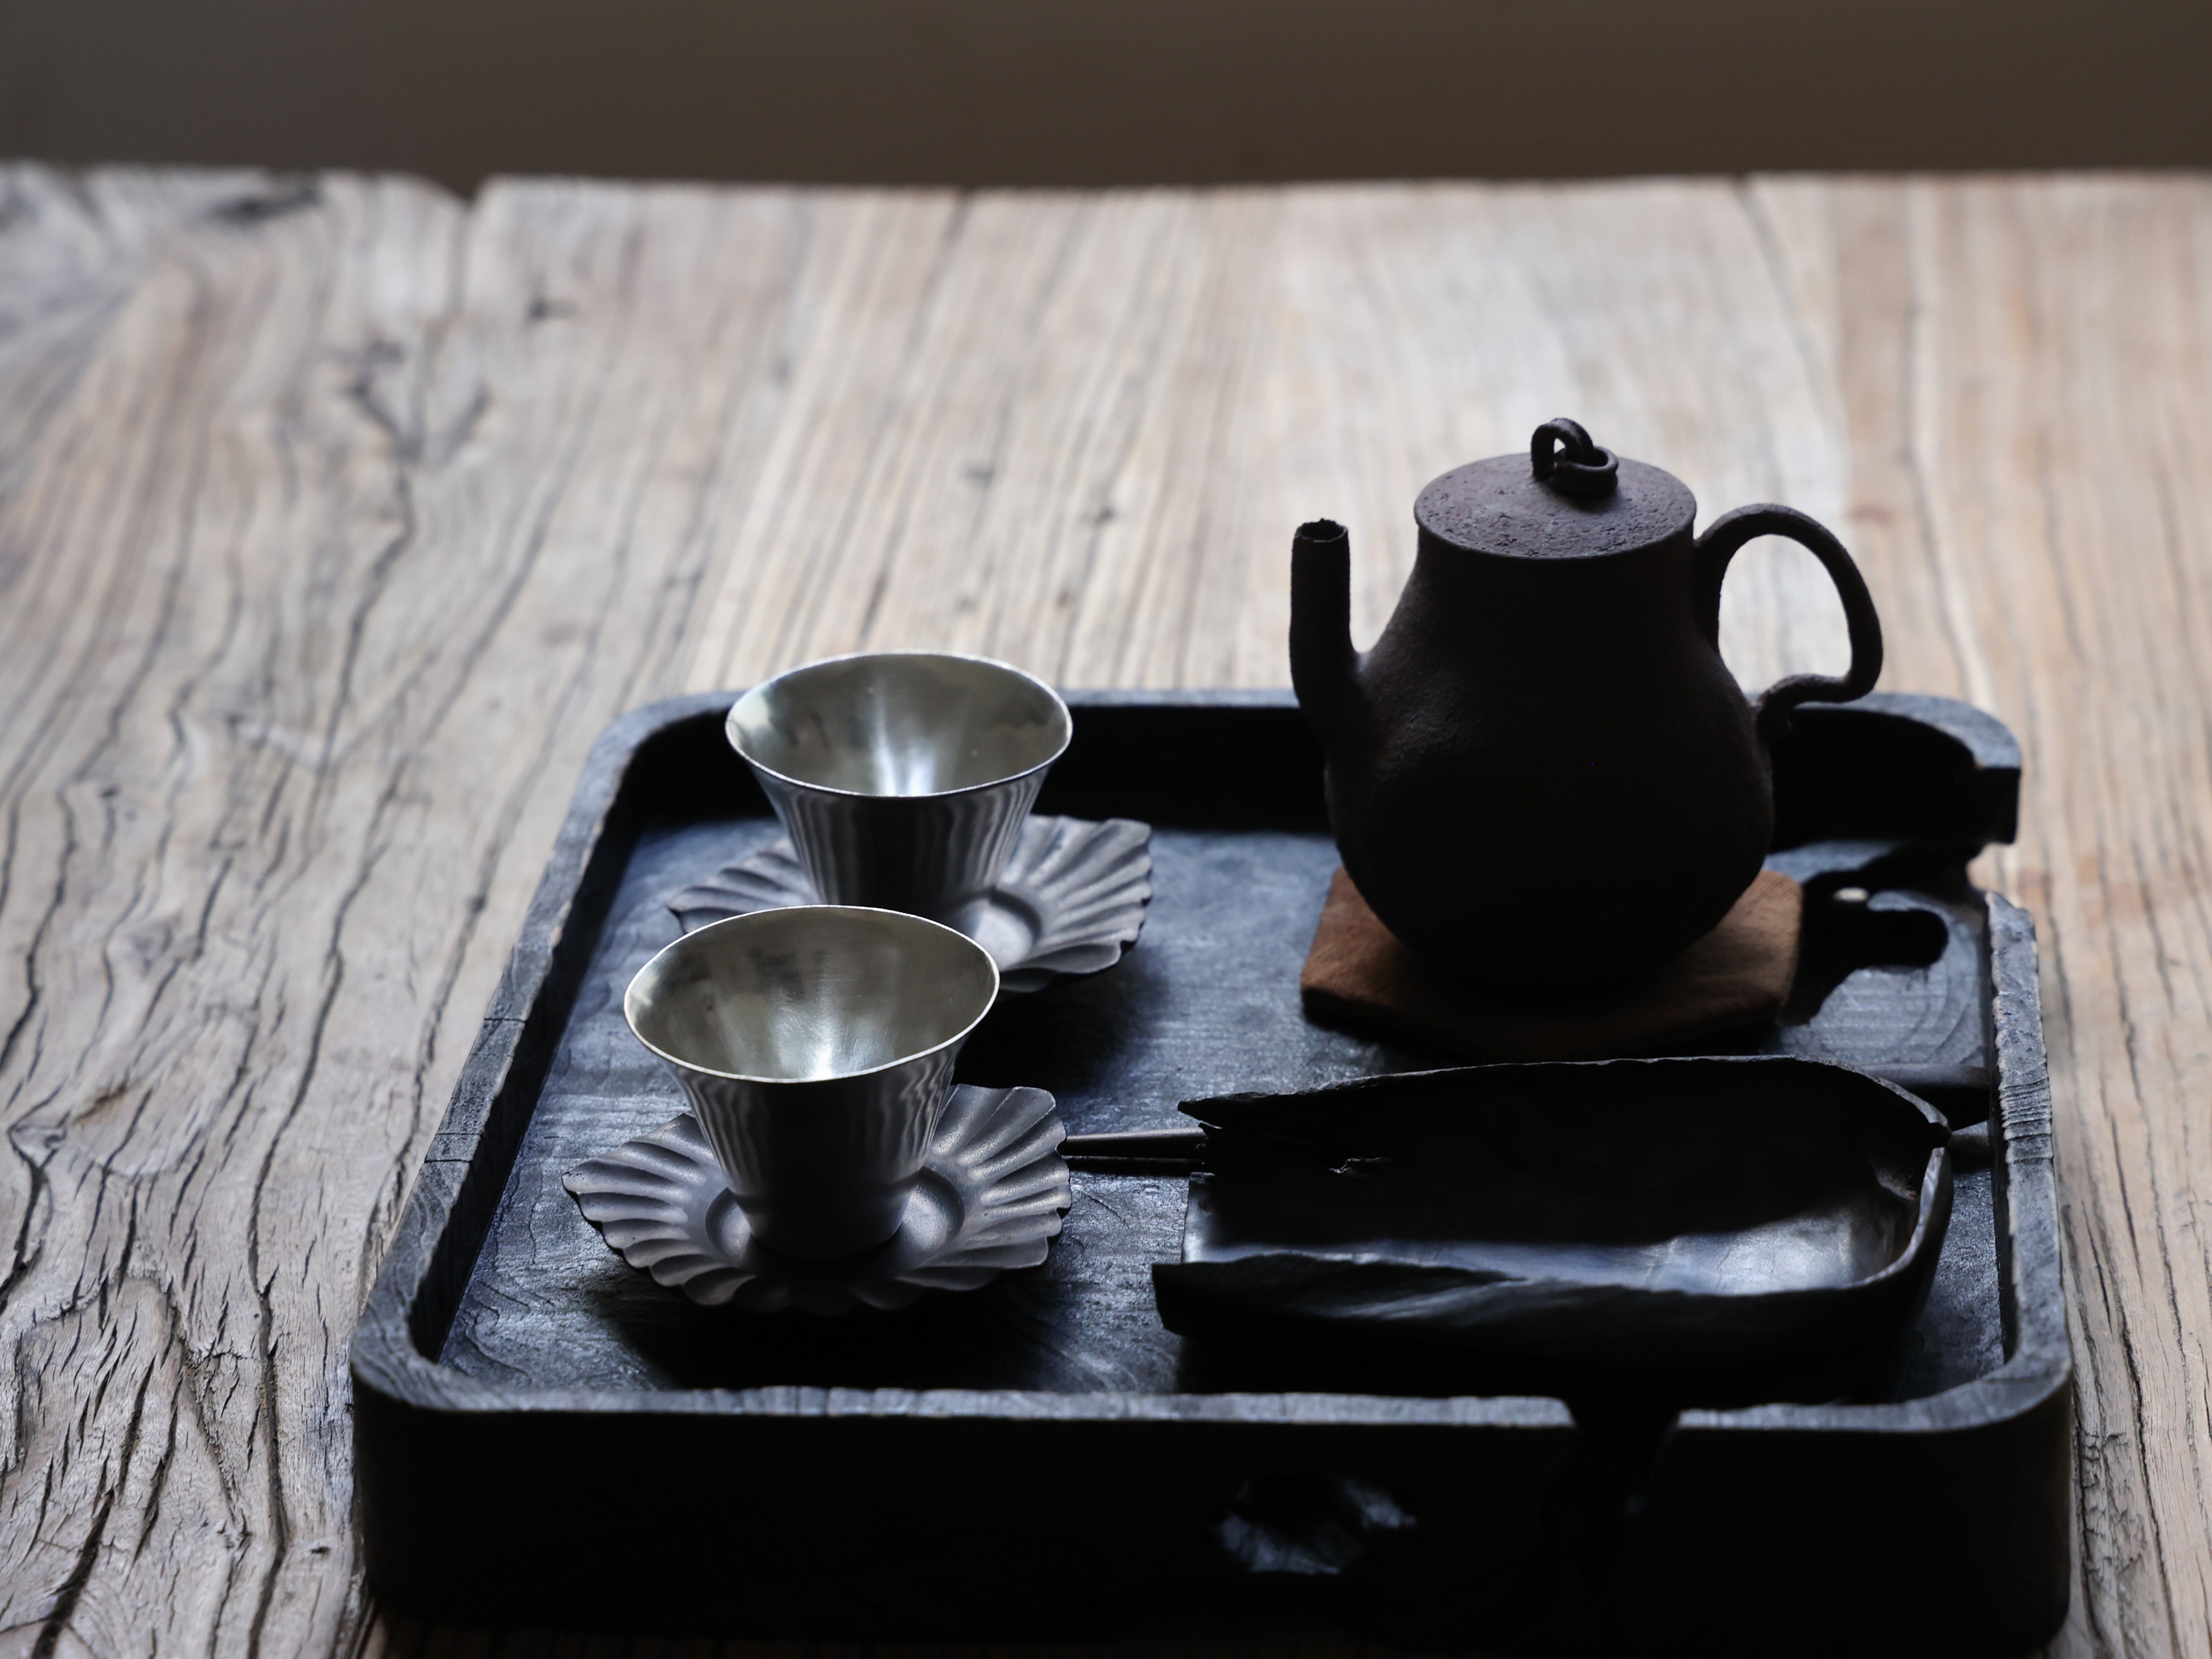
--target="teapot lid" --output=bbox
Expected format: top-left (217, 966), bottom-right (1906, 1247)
top-left (1415, 419), bottom-right (1696, 560)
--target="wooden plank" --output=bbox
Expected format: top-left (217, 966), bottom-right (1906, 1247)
top-left (0, 168), bottom-right (824, 1656)
top-left (5, 164), bottom-right (2212, 1656)
top-left (0, 166), bottom-right (478, 1657)
top-left (679, 180), bottom-right (1859, 701)
top-left (1748, 175), bottom-right (2212, 1659)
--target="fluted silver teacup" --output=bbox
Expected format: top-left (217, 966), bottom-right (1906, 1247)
top-left (725, 652), bottom-right (1072, 925)
top-left (623, 905), bottom-right (1000, 1259)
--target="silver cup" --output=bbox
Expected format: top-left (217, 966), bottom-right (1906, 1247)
top-left (623, 905), bottom-right (1000, 1259)
top-left (725, 652), bottom-right (1072, 925)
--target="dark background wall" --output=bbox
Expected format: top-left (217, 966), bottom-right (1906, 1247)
top-left (4, 0), bottom-right (2209, 190)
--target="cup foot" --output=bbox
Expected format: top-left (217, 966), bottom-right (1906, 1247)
top-left (743, 1197), bottom-right (913, 1263)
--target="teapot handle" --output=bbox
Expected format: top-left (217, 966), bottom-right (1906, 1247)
top-left (1694, 504), bottom-right (1884, 745)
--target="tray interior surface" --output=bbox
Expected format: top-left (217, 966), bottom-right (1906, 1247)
top-left (437, 700), bottom-right (2005, 1403)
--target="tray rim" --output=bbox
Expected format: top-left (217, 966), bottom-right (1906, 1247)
top-left (350, 689), bottom-right (2064, 1444)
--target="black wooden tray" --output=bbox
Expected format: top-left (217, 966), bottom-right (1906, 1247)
top-left (352, 690), bottom-right (2069, 1657)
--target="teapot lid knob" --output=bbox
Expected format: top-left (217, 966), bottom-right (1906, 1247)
top-left (1531, 419), bottom-right (1619, 498)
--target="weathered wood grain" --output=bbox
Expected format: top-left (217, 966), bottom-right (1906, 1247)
top-left (0, 168), bottom-right (474, 1659)
top-left (3, 163), bottom-right (2210, 1657)
top-left (678, 181), bottom-right (1859, 700)
top-left (0, 169), bottom-right (830, 1658)
top-left (1745, 175), bottom-right (2212, 1659)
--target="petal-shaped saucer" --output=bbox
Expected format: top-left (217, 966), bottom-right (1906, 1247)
top-left (563, 1085), bottom-right (1071, 1314)
top-left (667, 815), bottom-right (1152, 993)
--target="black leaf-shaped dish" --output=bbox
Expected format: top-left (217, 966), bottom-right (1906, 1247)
top-left (1153, 1056), bottom-right (1952, 1399)
top-left (667, 815), bottom-right (1152, 993)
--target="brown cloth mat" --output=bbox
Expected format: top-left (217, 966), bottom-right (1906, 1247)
top-left (1301, 867), bottom-right (1804, 1063)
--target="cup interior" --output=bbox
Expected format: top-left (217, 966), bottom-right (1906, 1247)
top-left (726, 653), bottom-right (1070, 796)
top-left (624, 906), bottom-right (1000, 1081)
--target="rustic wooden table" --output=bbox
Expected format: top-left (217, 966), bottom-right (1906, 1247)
top-left (1, 164), bottom-right (2206, 1658)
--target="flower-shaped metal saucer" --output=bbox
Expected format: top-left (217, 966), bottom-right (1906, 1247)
top-left (667, 815), bottom-right (1152, 993)
top-left (563, 1084), bottom-right (1071, 1314)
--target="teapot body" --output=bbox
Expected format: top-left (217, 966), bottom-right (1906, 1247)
top-left (1330, 520), bottom-right (1768, 991)
top-left (1290, 425), bottom-right (1882, 995)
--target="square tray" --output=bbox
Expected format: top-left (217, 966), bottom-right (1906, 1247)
top-left (352, 690), bottom-right (2068, 1656)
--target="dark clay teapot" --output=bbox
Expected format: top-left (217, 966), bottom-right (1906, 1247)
top-left (1290, 419), bottom-right (1883, 994)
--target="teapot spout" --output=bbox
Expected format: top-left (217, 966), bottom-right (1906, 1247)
top-left (1290, 518), bottom-right (1361, 744)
